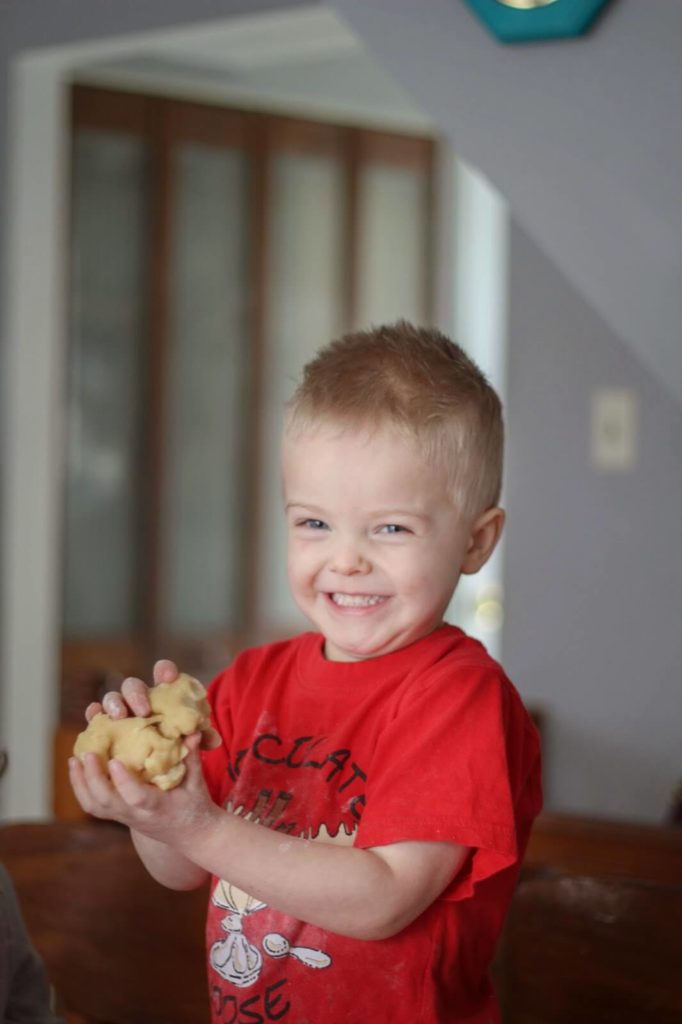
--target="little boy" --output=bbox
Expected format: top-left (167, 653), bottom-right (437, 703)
top-left (70, 322), bottom-right (542, 1023)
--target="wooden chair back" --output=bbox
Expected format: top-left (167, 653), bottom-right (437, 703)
top-left (495, 813), bottom-right (682, 1024)
top-left (0, 820), bottom-right (209, 1024)
top-left (2, 813), bottom-right (680, 1024)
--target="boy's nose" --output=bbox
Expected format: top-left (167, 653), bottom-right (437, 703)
top-left (329, 541), bottom-right (370, 576)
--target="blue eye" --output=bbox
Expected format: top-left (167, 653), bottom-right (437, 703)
top-left (300, 518), bottom-right (328, 530)
top-left (379, 524), bottom-right (408, 534)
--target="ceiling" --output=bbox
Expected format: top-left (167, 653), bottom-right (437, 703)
top-left (73, 6), bottom-right (434, 133)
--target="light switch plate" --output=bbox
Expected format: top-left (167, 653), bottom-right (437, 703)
top-left (591, 387), bottom-right (638, 471)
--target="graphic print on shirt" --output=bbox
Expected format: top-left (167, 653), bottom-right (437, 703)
top-left (210, 880), bottom-right (267, 988)
top-left (208, 729), bottom-right (366, 994)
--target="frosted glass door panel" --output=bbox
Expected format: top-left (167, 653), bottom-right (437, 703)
top-left (64, 131), bottom-right (150, 635)
top-left (356, 164), bottom-right (429, 328)
top-left (161, 144), bottom-right (250, 634)
top-left (259, 152), bottom-right (345, 628)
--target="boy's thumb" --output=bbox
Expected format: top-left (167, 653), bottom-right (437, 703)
top-left (200, 726), bottom-right (222, 751)
top-left (181, 739), bottom-right (205, 784)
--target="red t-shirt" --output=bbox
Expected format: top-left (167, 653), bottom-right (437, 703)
top-left (201, 624), bottom-right (542, 1023)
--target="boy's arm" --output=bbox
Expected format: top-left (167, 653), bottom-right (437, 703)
top-left (70, 747), bottom-right (466, 941)
top-left (174, 795), bottom-right (466, 940)
top-left (129, 830), bottom-right (210, 890)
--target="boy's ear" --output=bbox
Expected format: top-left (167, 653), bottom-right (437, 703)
top-left (461, 507), bottom-right (505, 575)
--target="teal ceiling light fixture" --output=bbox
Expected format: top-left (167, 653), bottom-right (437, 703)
top-left (462, 0), bottom-right (614, 43)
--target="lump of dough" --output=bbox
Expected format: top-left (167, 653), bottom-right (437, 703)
top-left (73, 672), bottom-right (212, 790)
top-left (149, 672), bottom-right (211, 740)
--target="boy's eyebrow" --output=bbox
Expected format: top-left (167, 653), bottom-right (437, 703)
top-left (285, 501), bottom-right (327, 513)
top-left (286, 500), bottom-right (432, 522)
top-left (372, 507), bottom-right (433, 523)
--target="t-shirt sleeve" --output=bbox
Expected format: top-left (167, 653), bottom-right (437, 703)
top-left (354, 663), bottom-right (542, 900)
top-left (200, 665), bottom-right (235, 805)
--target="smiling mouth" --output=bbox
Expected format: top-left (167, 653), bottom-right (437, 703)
top-left (329, 593), bottom-right (387, 608)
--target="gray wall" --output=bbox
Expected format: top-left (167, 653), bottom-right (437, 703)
top-left (334, 0), bottom-right (682, 404)
top-left (504, 222), bottom-right (682, 821)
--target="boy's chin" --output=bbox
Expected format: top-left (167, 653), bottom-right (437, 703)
top-left (323, 632), bottom-right (402, 663)
top-left (322, 633), bottom-right (381, 662)
top-left (323, 619), bottom-right (448, 662)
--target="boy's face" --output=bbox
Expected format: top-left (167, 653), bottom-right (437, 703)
top-left (283, 422), bottom-right (477, 662)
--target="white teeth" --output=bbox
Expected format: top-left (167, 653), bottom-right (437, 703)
top-left (331, 593), bottom-right (385, 607)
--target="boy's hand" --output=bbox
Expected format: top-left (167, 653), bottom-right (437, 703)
top-left (85, 659), bottom-right (178, 723)
top-left (85, 659), bottom-right (221, 751)
top-left (68, 734), bottom-right (220, 845)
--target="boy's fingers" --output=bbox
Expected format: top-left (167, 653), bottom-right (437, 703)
top-left (68, 756), bottom-right (92, 810)
top-left (85, 701), bottom-right (103, 722)
top-left (120, 677), bottom-right (151, 716)
top-left (185, 726), bottom-right (221, 752)
top-left (108, 759), bottom-right (152, 806)
top-left (184, 732), bottom-right (201, 752)
top-left (101, 691), bottom-right (131, 719)
top-left (81, 752), bottom-right (118, 804)
top-left (153, 659), bottom-right (179, 685)
top-left (181, 744), bottom-right (207, 786)
top-left (69, 753), bottom-right (115, 817)
top-left (200, 727), bottom-right (222, 751)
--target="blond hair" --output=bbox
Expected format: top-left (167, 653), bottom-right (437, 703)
top-left (285, 321), bottom-right (504, 520)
